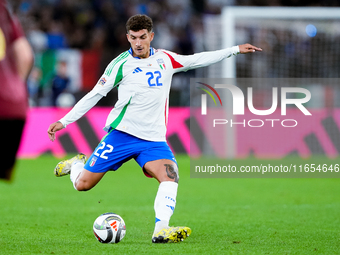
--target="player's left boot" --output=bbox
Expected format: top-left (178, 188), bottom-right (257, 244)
top-left (152, 226), bottom-right (191, 243)
top-left (54, 153), bottom-right (87, 177)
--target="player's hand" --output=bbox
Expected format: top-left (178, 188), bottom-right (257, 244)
top-left (47, 121), bottom-right (64, 141)
top-left (238, 43), bottom-right (262, 54)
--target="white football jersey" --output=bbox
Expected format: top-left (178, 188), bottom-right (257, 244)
top-left (60, 46), bottom-right (239, 141)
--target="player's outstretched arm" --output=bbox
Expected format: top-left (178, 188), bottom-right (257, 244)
top-left (47, 89), bottom-right (104, 142)
top-left (47, 121), bottom-right (64, 141)
top-left (238, 43), bottom-right (262, 54)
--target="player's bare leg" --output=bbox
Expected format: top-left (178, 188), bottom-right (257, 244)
top-left (74, 169), bottom-right (106, 191)
top-left (144, 159), bottom-right (179, 183)
top-left (54, 153), bottom-right (105, 191)
top-left (144, 159), bottom-right (191, 243)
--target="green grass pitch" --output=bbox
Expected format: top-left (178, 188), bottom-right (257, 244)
top-left (1, 155), bottom-right (339, 254)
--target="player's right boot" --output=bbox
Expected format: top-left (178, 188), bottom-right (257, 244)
top-left (152, 226), bottom-right (191, 243)
top-left (54, 153), bottom-right (87, 177)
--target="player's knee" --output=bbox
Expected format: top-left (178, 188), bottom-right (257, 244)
top-left (74, 180), bottom-right (93, 191)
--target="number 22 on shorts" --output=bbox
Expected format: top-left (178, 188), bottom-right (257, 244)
top-left (94, 142), bottom-right (114, 159)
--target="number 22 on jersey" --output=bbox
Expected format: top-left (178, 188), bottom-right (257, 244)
top-left (146, 71), bottom-right (163, 87)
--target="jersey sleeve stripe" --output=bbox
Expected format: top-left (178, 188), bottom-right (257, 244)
top-left (163, 51), bottom-right (184, 69)
top-left (113, 60), bottom-right (127, 87)
top-left (105, 51), bottom-right (129, 76)
top-left (106, 51), bottom-right (128, 76)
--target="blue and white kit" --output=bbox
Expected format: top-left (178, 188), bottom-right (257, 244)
top-left (84, 129), bottom-right (176, 175)
top-left (59, 46), bottom-right (240, 172)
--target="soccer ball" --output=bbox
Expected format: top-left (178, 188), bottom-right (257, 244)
top-left (93, 213), bottom-right (126, 244)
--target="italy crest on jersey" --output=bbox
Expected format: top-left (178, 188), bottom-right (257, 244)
top-left (89, 156), bottom-right (97, 167)
top-left (157, 58), bottom-right (166, 70)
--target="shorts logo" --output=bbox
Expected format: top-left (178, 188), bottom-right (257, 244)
top-left (98, 77), bottom-right (107, 86)
top-left (90, 156), bottom-right (97, 167)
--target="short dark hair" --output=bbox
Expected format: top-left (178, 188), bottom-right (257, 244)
top-left (126, 14), bottom-right (153, 33)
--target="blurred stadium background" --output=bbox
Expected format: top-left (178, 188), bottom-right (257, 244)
top-left (9, 0), bottom-right (340, 158)
top-left (3, 3), bottom-right (340, 253)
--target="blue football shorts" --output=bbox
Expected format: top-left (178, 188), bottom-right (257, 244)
top-left (84, 129), bottom-right (177, 177)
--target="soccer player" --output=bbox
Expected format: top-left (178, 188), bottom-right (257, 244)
top-left (0, 0), bottom-right (33, 181)
top-left (47, 14), bottom-right (261, 243)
